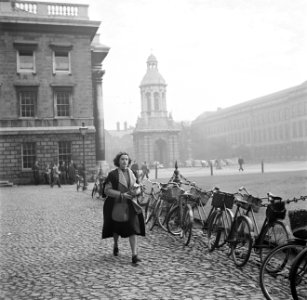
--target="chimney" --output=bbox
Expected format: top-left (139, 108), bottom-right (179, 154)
top-left (124, 121), bottom-right (127, 130)
top-left (116, 122), bottom-right (120, 131)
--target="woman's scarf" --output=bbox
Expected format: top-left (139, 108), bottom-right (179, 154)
top-left (118, 168), bottom-right (136, 190)
top-left (118, 168), bottom-right (142, 214)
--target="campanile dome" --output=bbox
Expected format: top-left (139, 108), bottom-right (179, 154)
top-left (140, 54), bottom-right (166, 87)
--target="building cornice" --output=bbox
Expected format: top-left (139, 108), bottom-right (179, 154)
top-left (0, 17), bottom-right (100, 39)
top-left (0, 126), bottom-right (96, 135)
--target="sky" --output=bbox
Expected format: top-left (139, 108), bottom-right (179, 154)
top-left (29, 0), bottom-right (307, 129)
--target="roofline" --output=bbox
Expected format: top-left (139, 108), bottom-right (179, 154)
top-left (0, 16), bottom-right (100, 39)
top-left (193, 80), bottom-right (307, 124)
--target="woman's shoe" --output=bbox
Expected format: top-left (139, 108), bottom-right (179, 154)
top-left (132, 255), bottom-right (141, 264)
top-left (113, 247), bottom-right (119, 256)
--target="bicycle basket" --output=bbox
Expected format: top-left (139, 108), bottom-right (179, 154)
top-left (266, 201), bottom-right (286, 221)
top-left (161, 186), bottom-right (183, 202)
top-left (288, 209), bottom-right (307, 239)
top-left (189, 187), bottom-right (210, 206)
top-left (212, 192), bottom-right (234, 209)
top-left (243, 195), bottom-right (262, 213)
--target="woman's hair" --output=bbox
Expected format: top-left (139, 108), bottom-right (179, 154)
top-left (113, 152), bottom-right (132, 167)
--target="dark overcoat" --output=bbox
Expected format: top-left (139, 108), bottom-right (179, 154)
top-left (102, 169), bottom-right (145, 239)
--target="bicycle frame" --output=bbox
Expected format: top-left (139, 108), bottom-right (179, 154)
top-left (226, 202), bottom-right (253, 243)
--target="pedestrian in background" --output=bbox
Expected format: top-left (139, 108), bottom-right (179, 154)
top-left (32, 160), bottom-right (40, 185)
top-left (51, 161), bottom-right (61, 188)
top-left (238, 157), bottom-right (244, 171)
top-left (43, 163), bottom-right (51, 184)
top-left (140, 161), bottom-right (149, 180)
top-left (67, 161), bottom-right (76, 184)
top-left (59, 161), bottom-right (67, 185)
top-left (102, 152), bottom-right (145, 265)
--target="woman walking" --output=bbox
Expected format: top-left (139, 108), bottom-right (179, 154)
top-left (102, 152), bottom-right (145, 264)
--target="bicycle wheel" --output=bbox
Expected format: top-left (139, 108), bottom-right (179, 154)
top-left (260, 243), bottom-right (305, 300)
top-left (202, 207), bottom-right (216, 232)
top-left (216, 208), bottom-right (233, 249)
top-left (146, 197), bottom-right (159, 230)
top-left (166, 206), bottom-right (181, 236)
top-left (231, 216), bottom-right (253, 267)
top-left (258, 220), bottom-right (289, 262)
top-left (144, 195), bottom-right (156, 223)
top-left (207, 210), bottom-right (222, 252)
top-left (290, 248), bottom-right (307, 300)
top-left (157, 200), bottom-right (174, 232)
top-left (181, 205), bottom-right (193, 246)
top-left (76, 178), bottom-right (80, 191)
top-left (91, 183), bottom-right (99, 198)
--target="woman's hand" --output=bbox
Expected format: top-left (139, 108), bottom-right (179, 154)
top-left (122, 192), bottom-right (133, 200)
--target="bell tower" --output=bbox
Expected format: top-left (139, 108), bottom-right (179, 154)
top-left (140, 54), bottom-right (167, 119)
top-left (133, 54), bottom-right (180, 167)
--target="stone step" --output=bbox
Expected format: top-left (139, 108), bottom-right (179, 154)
top-left (0, 181), bottom-right (14, 187)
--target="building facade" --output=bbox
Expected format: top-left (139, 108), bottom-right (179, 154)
top-left (133, 55), bottom-right (180, 167)
top-left (191, 81), bottom-right (307, 162)
top-left (0, 0), bottom-right (109, 184)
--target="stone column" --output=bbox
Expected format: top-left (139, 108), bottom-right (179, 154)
top-left (92, 69), bottom-right (109, 176)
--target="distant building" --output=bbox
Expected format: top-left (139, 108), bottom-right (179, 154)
top-left (105, 122), bottom-right (134, 167)
top-left (133, 54), bottom-right (180, 167)
top-left (191, 81), bottom-right (307, 161)
top-left (0, 0), bottom-right (109, 184)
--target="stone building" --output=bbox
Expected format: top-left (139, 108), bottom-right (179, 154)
top-left (0, 0), bottom-right (109, 184)
top-left (191, 80), bottom-right (307, 162)
top-left (133, 55), bottom-right (180, 167)
top-left (105, 122), bottom-right (134, 168)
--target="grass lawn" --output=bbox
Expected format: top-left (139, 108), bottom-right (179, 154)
top-left (158, 170), bottom-right (307, 232)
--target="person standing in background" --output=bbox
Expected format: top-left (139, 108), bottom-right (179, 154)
top-left (32, 160), bottom-right (40, 185)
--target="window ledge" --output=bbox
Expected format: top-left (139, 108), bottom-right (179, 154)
top-left (14, 81), bottom-right (40, 86)
top-left (17, 71), bottom-right (36, 75)
top-left (50, 83), bottom-right (75, 87)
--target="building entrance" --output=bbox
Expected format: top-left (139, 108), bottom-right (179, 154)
top-left (154, 139), bottom-right (167, 166)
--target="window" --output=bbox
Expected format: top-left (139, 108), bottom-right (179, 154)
top-left (17, 49), bottom-right (35, 73)
top-left (22, 143), bottom-right (36, 169)
top-left (18, 89), bottom-right (37, 117)
top-left (59, 141), bottom-right (72, 164)
top-left (146, 93), bottom-right (151, 112)
top-left (54, 88), bottom-right (72, 117)
top-left (53, 50), bottom-right (71, 73)
top-left (154, 92), bottom-right (159, 111)
top-left (14, 41), bottom-right (37, 73)
top-left (292, 122), bottom-right (297, 138)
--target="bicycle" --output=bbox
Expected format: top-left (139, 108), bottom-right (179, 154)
top-left (290, 240), bottom-right (307, 300)
top-left (91, 175), bottom-right (106, 199)
top-left (223, 190), bottom-right (292, 268)
top-left (142, 180), bottom-right (163, 230)
top-left (259, 198), bottom-right (307, 300)
top-left (153, 181), bottom-right (186, 232)
top-left (186, 184), bottom-right (213, 230)
top-left (234, 188), bottom-right (290, 264)
top-left (206, 189), bottom-right (235, 252)
top-left (165, 182), bottom-right (196, 246)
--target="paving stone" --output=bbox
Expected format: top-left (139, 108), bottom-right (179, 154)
top-left (0, 185), bottom-right (293, 299)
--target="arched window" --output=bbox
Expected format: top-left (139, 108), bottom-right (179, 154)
top-left (154, 92), bottom-right (159, 111)
top-left (146, 93), bottom-right (151, 111)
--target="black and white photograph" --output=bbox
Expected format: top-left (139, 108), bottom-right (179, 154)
top-left (1, 0), bottom-right (307, 299)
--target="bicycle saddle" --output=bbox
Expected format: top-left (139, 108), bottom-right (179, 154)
top-left (267, 192), bottom-right (282, 201)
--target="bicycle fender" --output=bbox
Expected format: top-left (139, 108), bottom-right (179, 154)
top-left (238, 215), bottom-right (254, 233)
top-left (226, 208), bottom-right (234, 220)
top-left (186, 203), bottom-right (194, 223)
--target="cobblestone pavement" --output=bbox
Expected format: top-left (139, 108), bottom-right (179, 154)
top-left (0, 184), bottom-right (291, 300)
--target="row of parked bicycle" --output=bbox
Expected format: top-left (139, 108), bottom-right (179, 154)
top-left (135, 176), bottom-right (306, 300)
top-left (90, 173), bottom-right (307, 300)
